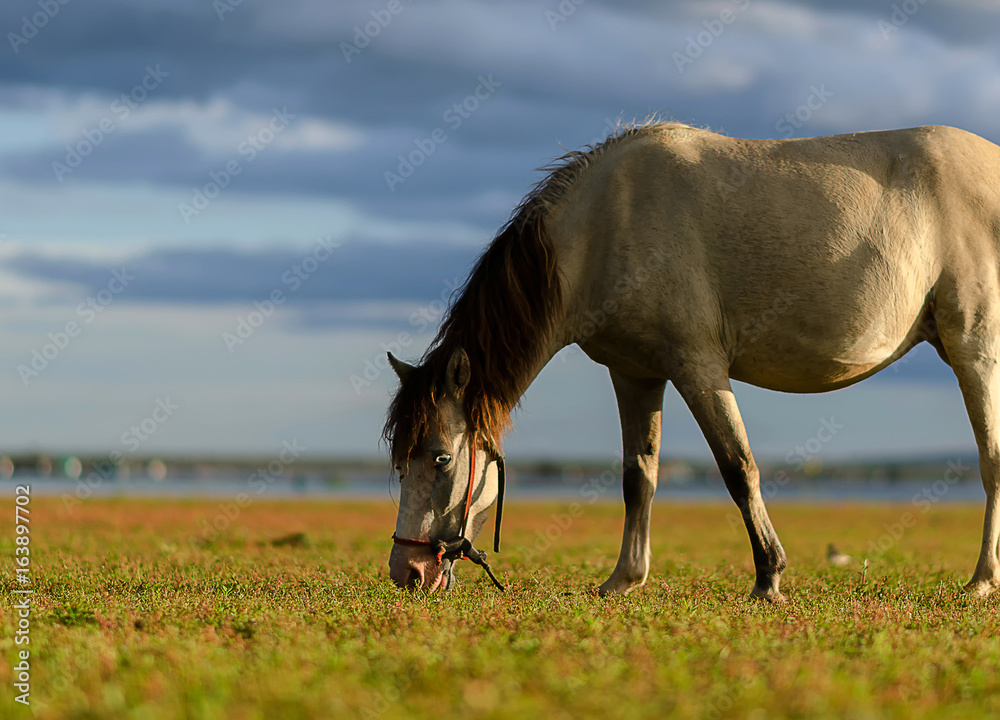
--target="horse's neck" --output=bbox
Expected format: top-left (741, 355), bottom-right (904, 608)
top-left (465, 323), bottom-right (567, 420)
top-left (516, 334), bottom-right (567, 397)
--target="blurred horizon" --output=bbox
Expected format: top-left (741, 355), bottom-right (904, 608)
top-left (2, 0), bottom-right (997, 462)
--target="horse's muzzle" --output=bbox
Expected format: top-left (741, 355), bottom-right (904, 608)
top-left (387, 543), bottom-right (449, 591)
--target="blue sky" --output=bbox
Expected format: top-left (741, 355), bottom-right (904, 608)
top-left (1, 0), bottom-right (996, 461)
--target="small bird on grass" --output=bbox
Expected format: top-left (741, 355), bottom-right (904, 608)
top-left (827, 543), bottom-right (852, 567)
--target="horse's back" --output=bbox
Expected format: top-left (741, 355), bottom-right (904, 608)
top-left (562, 124), bottom-right (1000, 391)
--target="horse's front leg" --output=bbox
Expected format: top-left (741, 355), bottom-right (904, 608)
top-left (598, 372), bottom-right (666, 596)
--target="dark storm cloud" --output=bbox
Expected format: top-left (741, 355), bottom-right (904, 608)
top-left (5, 242), bottom-right (479, 305)
top-left (2, 0), bottom-right (999, 347)
top-left (761, 0), bottom-right (1000, 45)
top-left (0, 0), bottom-right (990, 104)
top-left (0, 119), bottom-right (548, 229)
top-left (3, 0), bottom-right (1000, 223)
top-left (1, 0), bottom-right (994, 131)
top-left (3, 128), bottom-right (202, 185)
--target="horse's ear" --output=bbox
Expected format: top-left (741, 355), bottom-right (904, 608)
top-left (387, 352), bottom-right (414, 382)
top-left (445, 347), bottom-right (471, 395)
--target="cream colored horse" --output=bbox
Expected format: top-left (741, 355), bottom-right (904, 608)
top-left (385, 122), bottom-right (1000, 600)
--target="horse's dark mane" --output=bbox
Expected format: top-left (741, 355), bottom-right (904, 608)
top-left (383, 122), bottom-right (666, 460)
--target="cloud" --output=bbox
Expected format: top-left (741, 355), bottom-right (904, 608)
top-left (4, 0), bottom-right (1000, 221)
top-left (5, 241), bottom-right (480, 308)
top-left (0, 87), bottom-right (544, 228)
top-left (3, 242), bottom-right (960, 386)
top-left (0, 0), bottom-right (992, 458)
top-left (4, 0), bottom-right (1000, 238)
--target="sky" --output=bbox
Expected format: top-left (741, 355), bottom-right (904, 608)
top-left (1, 0), bottom-right (997, 463)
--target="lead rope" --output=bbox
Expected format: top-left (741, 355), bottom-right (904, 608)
top-left (493, 456), bottom-right (504, 553)
top-left (446, 434), bottom-right (504, 591)
top-left (391, 434), bottom-right (506, 591)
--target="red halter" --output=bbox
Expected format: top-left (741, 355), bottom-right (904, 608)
top-left (391, 435), bottom-right (506, 590)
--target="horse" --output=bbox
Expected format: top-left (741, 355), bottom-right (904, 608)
top-left (383, 121), bottom-right (1000, 601)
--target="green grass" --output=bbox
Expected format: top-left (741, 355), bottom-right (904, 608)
top-left (1, 496), bottom-right (999, 719)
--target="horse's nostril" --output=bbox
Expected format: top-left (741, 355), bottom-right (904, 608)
top-left (389, 561), bottom-right (424, 589)
top-left (402, 565), bottom-right (423, 589)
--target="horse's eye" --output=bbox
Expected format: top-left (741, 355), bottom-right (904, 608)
top-left (434, 454), bottom-right (452, 468)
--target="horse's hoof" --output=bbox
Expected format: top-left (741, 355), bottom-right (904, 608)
top-left (963, 579), bottom-right (997, 599)
top-left (750, 587), bottom-right (786, 603)
top-left (598, 575), bottom-right (644, 597)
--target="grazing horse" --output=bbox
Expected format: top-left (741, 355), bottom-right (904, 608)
top-left (384, 122), bottom-right (1000, 600)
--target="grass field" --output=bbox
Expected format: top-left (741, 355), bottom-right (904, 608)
top-left (2, 495), bottom-right (999, 719)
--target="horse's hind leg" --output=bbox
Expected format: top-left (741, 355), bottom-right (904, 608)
top-left (935, 316), bottom-right (1000, 596)
top-left (673, 361), bottom-right (787, 601)
top-left (599, 371), bottom-right (666, 596)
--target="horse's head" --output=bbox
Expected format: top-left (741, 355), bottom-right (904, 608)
top-left (384, 347), bottom-right (504, 592)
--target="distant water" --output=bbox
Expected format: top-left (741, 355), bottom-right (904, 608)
top-left (0, 473), bottom-right (987, 504)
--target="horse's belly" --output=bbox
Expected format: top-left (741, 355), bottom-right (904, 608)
top-left (730, 354), bottom-right (888, 392)
top-left (727, 313), bottom-right (920, 392)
